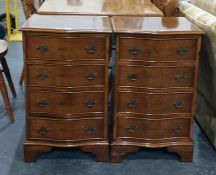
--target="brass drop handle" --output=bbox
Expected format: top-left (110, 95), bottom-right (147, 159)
top-left (84, 72), bottom-right (96, 80)
top-left (84, 126), bottom-right (96, 133)
top-left (36, 72), bottom-right (49, 80)
top-left (174, 73), bottom-right (185, 82)
top-left (127, 73), bottom-right (139, 81)
top-left (129, 47), bottom-right (141, 54)
top-left (171, 125), bottom-right (182, 134)
top-left (36, 45), bottom-right (48, 53)
top-left (127, 100), bottom-right (139, 108)
top-left (83, 99), bottom-right (96, 107)
top-left (85, 45), bottom-right (96, 53)
top-left (36, 99), bottom-right (49, 107)
top-left (176, 47), bottom-right (188, 55)
top-left (173, 100), bottom-right (184, 108)
top-left (37, 127), bottom-right (49, 134)
top-left (127, 125), bottom-right (138, 133)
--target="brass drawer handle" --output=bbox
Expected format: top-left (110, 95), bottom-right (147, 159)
top-left (171, 125), bottom-right (182, 134)
top-left (127, 125), bottom-right (138, 133)
top-left (36, 72), bottom-right (49, 80)
top-left (174, 73), bottom-right (185, 82)
top-left (173, 100), bottom-right (184, 108)
top-left (85, 45), bottom-right (96, 53)
top-left (176, 48), bottom-right (188, 55)
top-left (36, 45), bottom-right (48, 53)
top-left (127, 73), bottom-right (139, 81)
top-left (37, 127), bottom-right (49, 134)
top-left (84, 72), bottom-right (96, 80)
top-left (36, 99), bottom-right (49, 107)
top-left (129, 47), bottom-right (141, 54)
top-left (84, 126), bottom-right (96, 133)
top-left (127, 100), bottom-right (139, 108)
top-left (83, 99), bottom-right (96, 107)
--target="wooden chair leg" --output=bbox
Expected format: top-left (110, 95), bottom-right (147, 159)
top-left (0, 73), bottom-right (14, 123)
top-left (0, 57), bottom-right (16, 97)
top-left (19, 66), bottom-right (24, 85)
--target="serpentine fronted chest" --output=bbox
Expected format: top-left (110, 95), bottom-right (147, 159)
top-left (21, 14), bottom-right (112, 162)
top-left (111, 16), bottom-right (203, 162)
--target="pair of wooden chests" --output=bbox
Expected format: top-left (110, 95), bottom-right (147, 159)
top-left (21, 14), bottom-right (203, 162)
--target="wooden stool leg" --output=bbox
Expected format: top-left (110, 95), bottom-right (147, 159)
top-left (0, 73), bottom-right (14, 123)
top-left (19, 66), bottom-right (24, 85)
top-left (0, 57), bottom-right (16, 97)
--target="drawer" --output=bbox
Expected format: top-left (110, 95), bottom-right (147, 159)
top-left (28, 91), bottom-right (104, 115)
top-left (117, 92), bottom-right (193, 114)
top-left (118, 65), bottom-right (195, 88)
top-left (117, 117), bottom-right (190, 140)
top-left (118, 37), bottom-right (197, 61)
top-left (26, 36), bottom-right (106, 60)
top-left (28, 117), bottom-right (104, 141)
top-left (27, 64), bottom-right (105, 87)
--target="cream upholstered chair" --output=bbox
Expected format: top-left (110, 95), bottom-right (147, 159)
top-left (179, 0), bottom-right (216, 148)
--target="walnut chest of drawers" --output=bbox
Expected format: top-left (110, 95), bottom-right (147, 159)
top-left (111, 17), bottom-right (203, 162)
top-left (21, 14), bottom-right (112, 162)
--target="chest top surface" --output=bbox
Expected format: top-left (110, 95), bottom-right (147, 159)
top-left (111, 17), bottom-right (204, 35)
top-left (20, 14), bottom-right (112, 33)
top-left (38, 0), bottom-right (163, 17)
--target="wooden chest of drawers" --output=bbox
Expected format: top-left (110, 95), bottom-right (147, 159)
top-left (21, 15), bottom-right (112, 162)
top-left (111, 17), bottom-right (203, 162)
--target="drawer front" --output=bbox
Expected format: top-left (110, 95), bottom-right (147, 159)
top-left (28, 91), bottom-right (104, 114)
top-left (117, 92), bottom-right (193, 114)
top-left (119, 38), bottom-right (197, 61)
top-left (28, 64), bottom-right (105, 87)
top-left (117, 117), bottom-right (190, 139)
top-left (118, 65), bottom-right (195, 88)
top-left (28, 118), bottom-right (103, 141)
top-left (26, 36), bottom-right (106, 60)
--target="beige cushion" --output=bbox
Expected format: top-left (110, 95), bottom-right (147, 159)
top-left (179, 1), bottom-right (216, 69)
top-left (191, 0), bottom-right (216, 16)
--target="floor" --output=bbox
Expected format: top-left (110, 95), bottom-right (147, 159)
top-left (0, 1), bottom-right (216, 175)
